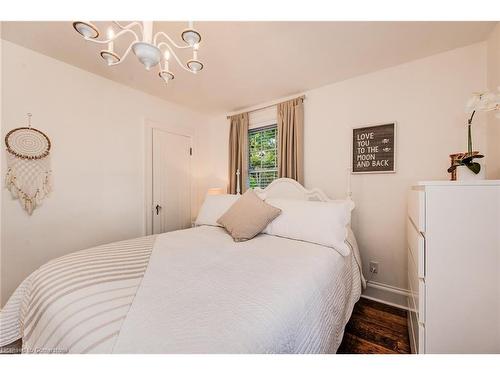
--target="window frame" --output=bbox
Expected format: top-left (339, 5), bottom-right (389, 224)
top-left (247, 124), bottom-right (278, 190)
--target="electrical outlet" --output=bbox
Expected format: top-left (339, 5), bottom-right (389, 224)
top-left (369, 261), bottom-right (379, 274)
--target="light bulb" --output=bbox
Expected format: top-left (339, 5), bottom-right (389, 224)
top-left (107, 27), bottom-right (115, 52)
top-left (164, 50), bottom-right (170, 60)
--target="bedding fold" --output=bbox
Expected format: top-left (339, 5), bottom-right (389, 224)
top-left (0, 235), bottom-right (156, 353)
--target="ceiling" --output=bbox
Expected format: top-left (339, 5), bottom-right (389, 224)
top-left (1, 21), bottom-right (496, 114)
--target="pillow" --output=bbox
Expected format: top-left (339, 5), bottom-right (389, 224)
top-left (263, 198), bottom-right (354, 256)
top-left (195, 194), bottom-right (239, 227)
top-left (217, 190), bottom-right (281, 242)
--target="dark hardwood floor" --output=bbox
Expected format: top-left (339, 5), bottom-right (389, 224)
top-left (338, 297), bottom-right (411, 354)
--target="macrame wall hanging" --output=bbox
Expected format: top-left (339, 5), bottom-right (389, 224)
top-left (5, 114), bottom-right (52, 215)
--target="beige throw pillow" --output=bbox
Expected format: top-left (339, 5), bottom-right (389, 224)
top-left (217, 190), bottom-right (281, 242)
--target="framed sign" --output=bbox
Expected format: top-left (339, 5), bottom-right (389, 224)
top-left (352, 122), bottom-right (396, 174)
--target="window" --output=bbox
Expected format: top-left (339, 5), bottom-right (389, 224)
top-left (248, 125), bottom-right (278, 189)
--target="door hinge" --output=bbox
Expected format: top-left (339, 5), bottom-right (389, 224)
top-left (189, 147), bottom-right (193, 156)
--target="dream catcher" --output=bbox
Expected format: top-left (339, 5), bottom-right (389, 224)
top-left (5, 114), bottom-right (52, 214)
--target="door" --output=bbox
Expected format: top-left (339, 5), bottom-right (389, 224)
top-left (152, 128), bottom-right (192, 234)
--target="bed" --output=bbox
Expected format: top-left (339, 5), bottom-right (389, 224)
top-left (0, 178), bottom-right (365, 354)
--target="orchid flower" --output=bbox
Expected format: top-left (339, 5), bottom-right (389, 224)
top-left (465, 88), bottom-right (500, 115)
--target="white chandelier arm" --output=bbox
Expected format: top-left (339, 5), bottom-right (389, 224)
top-left (157, 42), bottom-right (194, 73)
top-left (113, 21), bottom-right (143, 34)
top-left (108, 41), bottom-right (140, 66)
top-left (84, 28), bottom-right (139, 45)
top-left (153, 31), bottom-right (192, 50)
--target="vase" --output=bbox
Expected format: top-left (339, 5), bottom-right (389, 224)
top-left (455, 159), bottom-right (486, 181)
top-left (449, 153), bottom-right (463, 181)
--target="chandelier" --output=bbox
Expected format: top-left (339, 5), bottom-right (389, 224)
top-left (72, 21), bottom-right (203, 85)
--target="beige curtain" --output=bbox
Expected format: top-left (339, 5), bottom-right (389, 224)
top-left (277, 97), bottom-right (304, 184)
top-left (227, 113), bottom-right (249, 194)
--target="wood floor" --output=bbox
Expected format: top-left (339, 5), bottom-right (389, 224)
top-left (338, 297), bottom-right (411, 354)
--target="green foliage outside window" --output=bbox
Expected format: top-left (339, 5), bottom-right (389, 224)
top-left (248, 126), bottom-right (278, 189)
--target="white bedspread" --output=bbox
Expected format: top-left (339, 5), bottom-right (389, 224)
top-left (113, 226), bottom-right (363, 353)
top-left (1, 226), bottom-right (363, 354)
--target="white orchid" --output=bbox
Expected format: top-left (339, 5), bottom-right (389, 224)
top-left (465, 87), bottom-right (500, 115)
top-left (455, 88), bottom-right (500, 175)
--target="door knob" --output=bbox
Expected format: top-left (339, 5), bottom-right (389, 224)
top-left (155, 204), bottom-right (162, 215)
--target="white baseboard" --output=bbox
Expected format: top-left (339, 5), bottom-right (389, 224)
top-left (362, 281), bottom-right (410, 310)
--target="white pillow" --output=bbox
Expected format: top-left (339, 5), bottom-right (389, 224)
top-left (263, 198), bottom-right (354, 256)
top-left (195, 194), bottom-right (239, 227)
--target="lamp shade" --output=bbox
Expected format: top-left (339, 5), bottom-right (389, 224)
top-left (159, 70), bottom-right (175, 83)
top-left (181, 28), bottom-right (202, 46)
top-left (207, 188), bottom-right (224, 196)
top-left (187, 59), bottom-right (204, 72)
top-left (100, 50), bottom-right (120, 65)
top-left (73, 21), bottom-right (99, 39)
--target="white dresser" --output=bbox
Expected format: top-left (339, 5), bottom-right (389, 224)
top-left (407, 180), bottom-right (500, 354)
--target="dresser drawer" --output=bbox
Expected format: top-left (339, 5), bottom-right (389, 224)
top-left (418, 279), bottom-right (425, 324)
top-left (408, 190), bottom-right (425, 233)
top-left (407, 273), bottom-right (416, 313)
top-left (407, 218), bottom-right (425, 278)
top-left (418, 322), bottom-right (425, 354)
top-left (407, 301), bottom-right (418, 353)
top-left (408, 307), bottom-right (426, 354)
top-left (407, 247), bottom-right (425, 324)
top-left (407, 249), bottom-right (418, 312)
top-left (408, 294), bottom-right (425, 354)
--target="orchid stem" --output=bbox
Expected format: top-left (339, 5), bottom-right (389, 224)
top-left (468, 124), bottom-right (472, 154)
top-left (467, 110), bottom-right (475, 154)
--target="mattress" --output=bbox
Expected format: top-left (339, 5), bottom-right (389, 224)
top-left (0, 225), bottom-right (363, 353)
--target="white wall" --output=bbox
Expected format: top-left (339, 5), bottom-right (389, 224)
top-left (487, 23), bottom-right (500, 179)
top-left (0, 41), bottom-right (207, 305)
top-left (196, 114), bottom-right (230, 202)
top-left (199, 43), bottom-right (488, 298)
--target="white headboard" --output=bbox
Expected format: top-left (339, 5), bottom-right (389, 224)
top-left (253, 178), bottom-right (332, 202)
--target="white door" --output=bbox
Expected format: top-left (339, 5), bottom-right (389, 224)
top-left (152, 128), bottom-right (192, 234)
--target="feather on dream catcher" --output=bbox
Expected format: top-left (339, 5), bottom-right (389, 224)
top-left (5, 114), bottom-right (52, 214)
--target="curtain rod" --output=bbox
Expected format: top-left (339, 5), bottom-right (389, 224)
top-left (226, 95), bottom-right (305, 120)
